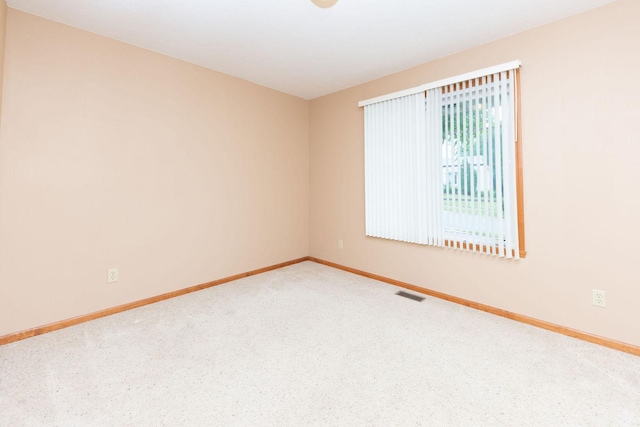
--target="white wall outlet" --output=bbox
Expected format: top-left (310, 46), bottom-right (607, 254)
top-left (107, 268), bottom-right (119, 283)
top-left (338, 240), bottom-right (344, 250)
top-left (592, 289), bottom-right (606, 307)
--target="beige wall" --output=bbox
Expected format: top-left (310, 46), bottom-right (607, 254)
top-left (310, 0), bottom-right (640, 346)
top-left (0, 1), bottom-right (7, 115)
top-left (0, 10), bottom-right (309, 336)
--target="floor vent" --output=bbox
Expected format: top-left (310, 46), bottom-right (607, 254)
top-left (396, 291), bottom-right (425, 302)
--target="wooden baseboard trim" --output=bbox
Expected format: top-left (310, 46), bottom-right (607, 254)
top-left (0, 257), bottom-right (310, 346)
top-left (308, 257), bottom-right (640, 357)
top-left (5, 255), bottom-right (637, 357)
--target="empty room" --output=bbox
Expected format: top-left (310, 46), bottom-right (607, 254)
top-left (1, 0), bottom-right (639, 425)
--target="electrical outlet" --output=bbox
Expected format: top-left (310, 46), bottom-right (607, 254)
top-left (107, 268), bottom-right (119, 283)
top-left (592, 289), bottom-right (606, 307)
top-left (338, 240), bottom-right (344, 250)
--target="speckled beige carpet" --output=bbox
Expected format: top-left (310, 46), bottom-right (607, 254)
top-left (1, 261), bottom-right (639, 426)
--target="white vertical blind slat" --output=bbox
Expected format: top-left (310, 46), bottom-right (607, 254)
top-left (472, 78), bottom-right (481, 253)
top-left (503, 70), bottom-right (520, 258)
top-left (502, 72), bottom-right (512, 258)
top-left (444, 87), bottom-right (452, 249)
top-left (426, 88), bottom-right (443, 246)
top-left (486, 77), bottom-right (496, 255)
top-left (454, 83), bottom-right (462, 249)
top-left (494, 72), bottom-right (506, 257)
top-left (481, 76), bottom-right (490, 254)
top-left (461, 84), bottom-right (469, 245)
top-left (501, 72), bottom-right (514, 259)
top-left (510, 74), bottom-right (520, 259)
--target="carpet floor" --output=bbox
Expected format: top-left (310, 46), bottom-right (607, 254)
top-left (1, 261), bottom-right (639, 426)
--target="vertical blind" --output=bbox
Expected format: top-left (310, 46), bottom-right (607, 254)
top-left (363, 63), bottom-right (521, 258)
top-left (364, 93), bottom-right (427, 244)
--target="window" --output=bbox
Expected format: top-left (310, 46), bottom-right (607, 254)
top-left (361, 62), bottom-right (525, 258)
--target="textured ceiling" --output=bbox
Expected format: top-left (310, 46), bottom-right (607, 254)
top-left (8, 0), bottom-right (617, 99)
